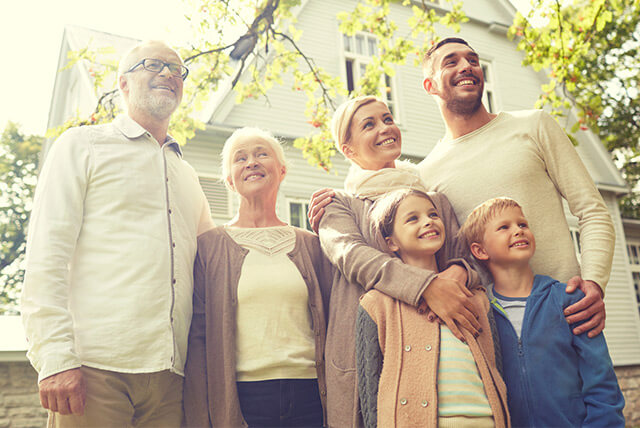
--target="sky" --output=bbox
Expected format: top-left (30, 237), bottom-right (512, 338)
top-left (1, 0), bottom-right (194, 136)
top-left (1, 0), bottom-right (530, 137)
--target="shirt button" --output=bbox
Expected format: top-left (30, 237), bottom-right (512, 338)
top-left (421, 400), bottom-right (428, 407)
top-left (425, 345), bottom-right (432, 351)
top-left (172, 279), bottom-right (176, 285)
top-left (400, 398), bottom-right (407, 405)
top-left (172, 242), bottom-right (176, 248)
top-left (404, 345), bottom-right (411, 352)
top-left (321, 390), bottom-right (326, 396)
top-left (168, 209), bottom-right (172, 214)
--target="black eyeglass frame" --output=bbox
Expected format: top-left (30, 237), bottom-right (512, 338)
top-left (126, 58), bottom-right (189, 81)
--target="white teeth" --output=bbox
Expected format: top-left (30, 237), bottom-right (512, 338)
top-left (512, 241), bottom-right (528, 247)
top-left (421, 231), bottom-right (438, 238)
top-left (456, 79), bottom-right (474, 86)
top-left (377, 138), bottom-right (395, 146)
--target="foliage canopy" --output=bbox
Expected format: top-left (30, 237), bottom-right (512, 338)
top-left (53, 0), bottom-right (639, 215)
top-left (0, 122), bottom-right (42, 314)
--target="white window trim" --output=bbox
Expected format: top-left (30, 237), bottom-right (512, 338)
top-left (198, 174), bottom-right (233, 219)
top-left (340, 31), bottom-right (400, 120)
top-left (627, 239), bottom-right (640, 313)
top-left (480, 59), bottom-right (499, 113)
top-left (286, 198), bottom-right (313, 231)
top-left (569, 227), bottom-right (582, 261)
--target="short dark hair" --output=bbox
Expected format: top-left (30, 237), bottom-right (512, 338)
top-left (422, 37), bottom-right (474, 77)
top-left (371, 189), bottom-right (434, 239)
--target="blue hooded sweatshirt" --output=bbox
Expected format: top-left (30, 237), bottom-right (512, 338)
top-left (490, 275), bottom-right (624, 427)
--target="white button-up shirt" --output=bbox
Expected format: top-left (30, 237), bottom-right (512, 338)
top-left (22, 115), bottom-right (214, 382)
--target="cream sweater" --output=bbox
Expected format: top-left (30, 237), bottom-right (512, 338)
top-left (419, 110), bottom-right (614, 290)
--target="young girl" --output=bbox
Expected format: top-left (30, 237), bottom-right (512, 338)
top-left (356, 189), bottom-right (509, 428)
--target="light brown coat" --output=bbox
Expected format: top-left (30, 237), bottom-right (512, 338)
top-left (183, 227), bottom-right (333, 427)
top-left (318, 191), bottom-right (475, 427)
top-left (359, 289), bottom-right (510, 427)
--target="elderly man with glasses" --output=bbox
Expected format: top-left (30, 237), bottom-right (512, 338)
top-left (21, 40), bottom-right (214, 427)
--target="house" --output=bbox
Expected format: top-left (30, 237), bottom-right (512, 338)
top-left (3, 0), bottom-right (639, 424)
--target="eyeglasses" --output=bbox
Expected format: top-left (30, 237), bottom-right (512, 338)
top-left (126, 58), bottom-right (189, 81)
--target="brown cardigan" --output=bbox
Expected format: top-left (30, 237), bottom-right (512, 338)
top-left (358, 289), bottom-right (510, 427)
top-left (182, 227), bottom-right (333, 427)
top-left (317, 191), bottom-right (477, 428)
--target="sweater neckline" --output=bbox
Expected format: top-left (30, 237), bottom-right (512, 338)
top-left (442, 111), bottom-right (506, 145)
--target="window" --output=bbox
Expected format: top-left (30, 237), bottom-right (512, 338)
top-left (569, 228), bottom-right (581, 257)
top-left (627, 241), bottom-right (640, 313)
top-left (199, 176), bottom-right (232, 219)
top-left (480, 60), bottom-right (496, 113)
top-left (343, 32), bottom-right (397, 116)
top-left (288, 200), bottom-right (313, 232)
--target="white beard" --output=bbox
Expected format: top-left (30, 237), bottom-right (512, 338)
top-left (128, 90), bottom-right (179, 120)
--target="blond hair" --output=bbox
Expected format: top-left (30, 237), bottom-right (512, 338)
top-left (331, 95), bottom-right (382, 155)
top-left (458, 197), bottom-right (524, 248)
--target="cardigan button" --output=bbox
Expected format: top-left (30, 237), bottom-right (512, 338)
top-left (425, 345), bottom-right (432, 351)
top-left (421, 400), bottom-right (428, 407)
top-left (400, 398), bottom-right (407, 405)
top-left (404, 345), bottom-right (411, 352)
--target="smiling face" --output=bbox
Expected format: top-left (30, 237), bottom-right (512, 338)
top-left (386, 195), bottom-right (445, 266)
top-left (471, 206), bottom-right (536, 268)
top-left (342, 101), bottom-right (401, 170)
top-left (119, 41), bottom-right (184, 120)
top-left (226, 136), bottom-right (287, 198)
top-left (424, 42), bottom-right (484, 116)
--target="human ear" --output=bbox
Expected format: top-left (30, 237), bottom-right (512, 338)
top-left (342, 143), bottom-right (355, 160)
top-left (119, 75), bottom-right (129, 94)
top-left (423, 77), bottom-right (437, 95)
top-left (385, 236), bottom-right (399, 253)
top-left (470, 242), bottom-right (489, 261)
top-left (225, 176), bottom-right (235, 191)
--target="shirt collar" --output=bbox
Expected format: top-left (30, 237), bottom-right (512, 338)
top-left (113, 114), bottom-right (183, 157)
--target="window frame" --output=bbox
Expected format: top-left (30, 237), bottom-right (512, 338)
top-left (341, 31), bottom-right (399, 119)
top-left (287, 198), bottom-right (313, 232)
top-left (627, 240), bottom-right (640, 313)
top-left (480, 59), bottom-right (498, 114)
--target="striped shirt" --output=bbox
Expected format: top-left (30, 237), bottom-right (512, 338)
top-left (438, 326), bottom-right (493, 418)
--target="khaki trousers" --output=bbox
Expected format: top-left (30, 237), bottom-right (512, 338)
top-left (48, 366), bottom-right (183, 428)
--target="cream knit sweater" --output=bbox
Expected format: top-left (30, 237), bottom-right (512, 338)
top-left (419, 110), bottom-right (614, 290)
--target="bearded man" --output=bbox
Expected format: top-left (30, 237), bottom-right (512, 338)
top-left (21, 40), bottom-right (214, 427)
top-left (419, 37), bottom-right (614, 339)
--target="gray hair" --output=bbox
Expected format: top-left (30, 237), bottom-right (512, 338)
top-left (117, 40), bottom-right (183, 79)
top-left (221, 127), bottom-right (288, 191)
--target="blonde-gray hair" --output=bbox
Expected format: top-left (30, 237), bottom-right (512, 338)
top-left (331, 95), bottom-right (383, 155)
top-left (221, 127), bottom-right (287, 191)
top-left (117, 40), bottom-right (183, 79)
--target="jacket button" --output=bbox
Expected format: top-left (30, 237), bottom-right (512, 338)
top-left (425, 345), bottom-right (432, 351)
top-left (404, 345), bottom-right (411, 352)
top-left (400, 398), bottom-right (407, 405)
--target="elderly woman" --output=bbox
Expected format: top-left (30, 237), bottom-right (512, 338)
top-left (183, 127), bottom-right (333, 427)
top-left (315, 96), bottom-right (484, 427)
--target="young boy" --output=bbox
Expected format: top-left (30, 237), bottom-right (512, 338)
top-left (459, 197), bottom-right (625, 427)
